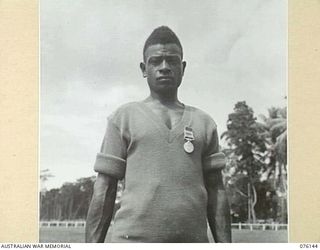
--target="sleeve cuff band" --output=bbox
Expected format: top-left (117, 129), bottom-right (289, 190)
top-left (203, 152), bottom-right (226, 172)
top-left (94, 153), bottom-right (126, 179)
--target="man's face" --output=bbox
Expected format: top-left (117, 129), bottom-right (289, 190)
top-left (140, 43), bottom-right (186, 95)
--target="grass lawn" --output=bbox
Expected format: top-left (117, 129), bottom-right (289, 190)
top-left (40, 227), bottom-right (288, 243)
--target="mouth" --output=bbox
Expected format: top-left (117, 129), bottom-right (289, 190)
top-left (157, 76), bottom-right (174, 81)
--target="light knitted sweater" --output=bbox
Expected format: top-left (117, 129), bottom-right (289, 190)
top-left (94, 102), bottom-right (226, 243)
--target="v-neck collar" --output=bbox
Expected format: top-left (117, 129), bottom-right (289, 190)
top-left (137, 101), bottom-right (192, 143)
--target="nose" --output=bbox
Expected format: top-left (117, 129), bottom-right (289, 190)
top-left (159, 59), bottom-right (171, 74)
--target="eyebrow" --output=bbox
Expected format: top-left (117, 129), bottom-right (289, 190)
top-left (147, 54), bottom-right (182, 62)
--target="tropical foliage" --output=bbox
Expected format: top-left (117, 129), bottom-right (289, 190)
top-left (40, 177), bottom-right (95, 220)
top-left (222, 102), bottom-right (287, 223)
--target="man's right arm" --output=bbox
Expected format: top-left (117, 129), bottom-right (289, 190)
top-left (85, 173), bottom-right (118, 243)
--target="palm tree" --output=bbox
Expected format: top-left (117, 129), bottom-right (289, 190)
top-left (40, 169), bottom-right (54, 191)
top-left (260, 107), bottom-right (287, 188)
top-left (259, 106), bottom-right (287, 223)
top-left (40, 169), bottom-right (54, 218)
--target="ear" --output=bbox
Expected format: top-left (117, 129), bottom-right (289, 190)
top-left (140, 62), bottom-right (147, 78)
top-left (182, 61), bottom-right (187, 76)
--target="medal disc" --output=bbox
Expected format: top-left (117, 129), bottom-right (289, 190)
top-left (184, 141), bottom-right (194, 153)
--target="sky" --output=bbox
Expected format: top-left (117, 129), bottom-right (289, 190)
top-left (40, 0), bottom-right (287, 189)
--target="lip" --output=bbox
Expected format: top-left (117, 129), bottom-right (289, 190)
top-left (157, 76), bottom-right (173, 81)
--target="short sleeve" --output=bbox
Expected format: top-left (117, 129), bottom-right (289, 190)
top-left (202, 121), bottom-right (226, 174)
top-left (93, 117), bottom-right (127, 180)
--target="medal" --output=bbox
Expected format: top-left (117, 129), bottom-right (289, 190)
top-left (184, 126), bottom-right (195, 153)
top-left (184, 140), bottom-right (194, 153)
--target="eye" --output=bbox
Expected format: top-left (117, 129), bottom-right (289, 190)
top-left (148, 57), bottom-right (162, 65)
top-left (166, 56), bottom-right (181, 65)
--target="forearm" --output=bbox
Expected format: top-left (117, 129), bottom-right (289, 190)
top-left (207, 188), bottom-right (232, 243)
top-left (85, 174), bottom-right (118, 243)
top-left (205, 170), bottom-right (231, 243)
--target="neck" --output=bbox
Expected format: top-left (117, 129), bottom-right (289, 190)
top-left (149, 90), bottom-right (179, 106)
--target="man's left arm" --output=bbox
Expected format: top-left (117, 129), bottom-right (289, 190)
top-left (205, 170), bottom-right (232, 243)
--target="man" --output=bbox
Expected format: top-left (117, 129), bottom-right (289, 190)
top-left (85, 26), bottom-right (231, 243)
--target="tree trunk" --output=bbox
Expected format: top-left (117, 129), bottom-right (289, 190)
top-left (247, 177), bottom-right (257, 223)
top-left (247, 183), bottom-right (251, 222)
top-left (251, 184), bottom-right (257, 223)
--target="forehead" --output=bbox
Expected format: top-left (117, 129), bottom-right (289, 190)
top-left (144, 43), bottom-right (182, 58)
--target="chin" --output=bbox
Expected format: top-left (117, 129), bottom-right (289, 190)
top-left (148, 80), bottom-right (179, 93)
top-left (157, 79), bottom-right (178, 88)
top-left (156, 85), bottom-right (177, 94)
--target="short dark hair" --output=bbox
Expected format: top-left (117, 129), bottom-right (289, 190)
top-left (143, 26), bottom-right (183, 61)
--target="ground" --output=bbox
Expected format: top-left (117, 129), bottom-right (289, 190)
top-left (40, 227), bottom-right (288, 243)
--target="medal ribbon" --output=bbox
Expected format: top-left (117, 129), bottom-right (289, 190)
top-left (184, 127), bottom-right (194, 141)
